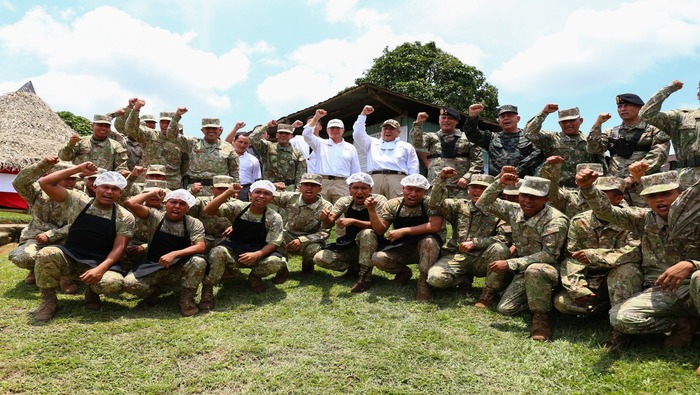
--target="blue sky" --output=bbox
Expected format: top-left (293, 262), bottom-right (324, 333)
top-left (1, 0), bottom-right (699, 140)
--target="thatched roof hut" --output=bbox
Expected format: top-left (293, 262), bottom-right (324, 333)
top-left (0, 91), bottom-right (73, 171)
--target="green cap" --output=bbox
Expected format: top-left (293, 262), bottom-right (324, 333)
top-left (497, 105), bottom-right (518, 115)
top-left (519, 176), bottom-right (550, 197)
top-left (140, 114), bottom-right (157, 122)
top-left (159, 112), bottom-right (175, 121)
top-left (576, 163), bottom-right (604, 174)
top-left (202, 118), bottom-right (221, 128)
top-left (276, 123), bottom-right (294, 134)
top-left (594, 176), bottom-right (626, 193)
top-left (469, 174), bottom-right (495, 187)
top-left (502, 180), bottom-right (522, 196)
top-left (558, 107), bottom-right (580, 121)
top-left (93, 114), bottom-right (112, 125)
top-left (146, 164), bottom-right (166, 176)
top-left (213, 175), bottom-right (234, 188)
top-left (381, 119), bottom-right (401, 129)
top-left (300, 173), bottom-right (322, 185)
top-left (143, 179), bottom-right (168, 192)
top-left (639, 171), bottom-right (680, 196)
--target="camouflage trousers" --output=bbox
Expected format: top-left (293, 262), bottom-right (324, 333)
top-left (203, 246), bottom-right (286, 286)
top-left (313, 229), bottom-right (378, 271)
top-left (122, 256), bottom-right (207, 298)
top-left (427, 242), bottom-right (509, 288)
top-left (610, 284), bottom-right (697, 334)
top-left (34, 246), bottom-right (123, 294)
top-left (8, 240), bottom-right (49, 270)
top-left (555, 261), bottom-right (643, 315)
top-left (282, 231), bottom-right (324, 270)
top-left (204, 235), bottom-right (225, 255)
top-left (486, 263), bottom-right (559, 315)
top-left (372, 238), bottom-right (441, 275)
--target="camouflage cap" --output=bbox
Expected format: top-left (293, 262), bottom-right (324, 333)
top-left (469, 174), bottom-right (495, 187)
top-left (159, 112), bottom-right (175, 121)
top-left (576, 163), bottom-right (604, 174)
top-left (146, 164), bottom-right (166, 176)
top-left (519, 176), bottom-right (550, 197)
top-left (51, 161), bottom-right (75, 174)
top-left (300, 173), bottom-right (322, 186)
top-left (558, 107), bottom-right (580, 121)
top-left (213, 175), bottom-right (234, 188)
top-left (616, 94), bottom-right (644, 106)
top-left (440, 107), bottom-right (461, 121)
top-left (381, 119), bottom-right (401, 129)
top-left (502, 180), bottom-right (522, 196)
top-left (497, 105), bottom-right (518, 116)
top-left (594, 176), bottom-right (626, 193)
top-left (140, 114), bottom-right (157, 122)
top-left (202, 118), bottom-right (221, 128)
top-left (639, 170), bottom-right (680, 196)
top-left (93, 114), bottom-right (112, 125)
top-left (276, 123), bottom-right (294, 134)
top-left (143, 179), bottom-right (169, 192)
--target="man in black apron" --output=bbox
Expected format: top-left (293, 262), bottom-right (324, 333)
top-left (313, 172), bottom-right (385, 293)
top-left (34, 163), bottom-right (135, 321)
top-left (123, 189), bottom-right (207, 316)
top-left (201, 180), bottom-right (287, 308)
top-left (369, 174), bottom-right (443, 301)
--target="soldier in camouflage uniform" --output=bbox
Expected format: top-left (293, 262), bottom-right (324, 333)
top-left (464, 104), bottom-right (543, 178)
top-left (33, 164), bottom-right (135, 321)
top-left (579, 164), bottom-right (700, 350)
top-left (640, 80), bottom-right (700, 188)
top-left (59, 114), bottom-right (128, 172)
top-left (106, 106), bottom-right (147, 170)
top-left (9, 158), bottom-right (77, 289)
top-left (524, 105), bottom-right (606, 188)
top-left (554, 176), bottom-right (643, 335)
top-left (410, 108), bottom-right (483, 199)
top-left (123, 189), bottom-right (207, 317)
top-left (369, 174), bottom-right (443, 300)
top-left (313, 173), bottom-right (385, 292)
top-left (250, 120), bottom-right (307, 192)
top-left (272, 173), bottom-right (332, 276)
top-left (200, 180), bottom-right (287, 309)
top-left (125, 99), bottom-right (186, 189)
top-left (539, 157), bottom-right (605, 218)
top-left (187, 176), bottom-right (236, 253)
top-left (475, 170), bottom-right (569, 341)
top-left (427, 170), bottom-right (511, 295)
top-left (124, 179), bottom-right (169, 270)
top-left (168, 107), bottom-right (240, 195)
top-left (587, 93), bottom-right (670, 207)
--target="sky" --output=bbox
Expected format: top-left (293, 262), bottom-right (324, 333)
top-left (1, 0), bottom-right (700, 139)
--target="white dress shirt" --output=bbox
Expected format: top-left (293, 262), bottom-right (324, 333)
top-left (352, 115), bottom-right (419, 174)
top-left (303, 124), bottom-right (360, 177)
top-left (238, 151), bottom-right (261, 185)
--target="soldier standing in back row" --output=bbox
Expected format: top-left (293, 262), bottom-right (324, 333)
top-left (411, 108), bottom-right (483, 199)
top-left (59, 114), bottom-right (128, 172)
top-left (250, 120), bottom-right (307, 192)
top-left (587, 93), bottom-right (670, 207)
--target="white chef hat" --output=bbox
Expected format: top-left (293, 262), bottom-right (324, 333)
top-left (164, 189), bottom-right (196, 208)
top-left (250, 180), bottom-right (276, 193)
top-left (93, 171), bottom-right (127, 190)
top-left (400, 174), bottom-right (430, 190)
top-left (346, 172), bottom-right (374, 186)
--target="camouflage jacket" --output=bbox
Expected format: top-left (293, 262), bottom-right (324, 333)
top-left (273, 192), bottom-right (332, 246)
top-left (251, 125), bottom-right (306, 188)
top-left (218, 200), bottom-right (284, 248)
top-left (58, 136), bottom-right (128, 172)
top-left (538, 161), bottom-right (588, 218)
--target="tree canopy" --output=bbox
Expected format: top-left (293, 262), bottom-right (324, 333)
top-left (57, 111), bottom-right (92, 136)
top-left (355, 41), bottom-right (499, 119)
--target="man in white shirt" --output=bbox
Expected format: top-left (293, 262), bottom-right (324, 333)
top-left (233, 132), bottom-right (261, 202)
top-left (304, 109), bottom-right (361, 204)
top-left (353, 105), bottom-right (419, 198)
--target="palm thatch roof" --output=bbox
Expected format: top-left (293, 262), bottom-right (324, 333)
top-left (0, 91), bottom-right (73, 171)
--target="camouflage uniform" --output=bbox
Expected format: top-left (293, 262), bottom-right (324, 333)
top-left (640, 82), bottom-right (700, 187)
top-left (313, 194), bottom-right (387, 272)
top-left (273, 191), bottom-right (332, 269)
top-left (538, 160), bottom-right (590, 218)
top-left (581, 174), bottom-right (700, 334)
top-left (475, 178), bottom-right (569, 315)
top-left (9, 160), bottom-right (72, 270)
top-left (34, 191), bottom-right (136, 295)
top-left (410, 122), bottom-right (483, 199)
top-left (125, 109), bottom-right (186, 189)
top-left (426, 176), bottom-right (510, 288)
top-left (525, 110), bottom-right (606, 188)
top-left (122, 209), bottom-right (207, 298)
top-left (203, 200), bottom-right (286, 285)
top-left (58, 137), bottom-right (128, 172)
top-left (188, 195), bottom-right (233, 253)
top-left (250, 125), bottom-right (306, 191)
top-left (168, 116), bottom-right (240, 195)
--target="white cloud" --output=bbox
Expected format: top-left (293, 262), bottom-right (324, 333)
top-left (0, 0), bottom-right (15, 12)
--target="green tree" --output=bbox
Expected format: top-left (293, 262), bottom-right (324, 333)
top-left (355, 41), bottom-right (499, 119)
top-left (57, 111), bottom-right (92, 136)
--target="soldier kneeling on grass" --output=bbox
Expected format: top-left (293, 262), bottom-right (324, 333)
top-left (122, 189), bottom-right (207, 317)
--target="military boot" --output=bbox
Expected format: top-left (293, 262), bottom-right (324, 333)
top-left (272, 265), bottom-right (289, 285)
top-left (301, 259), bottom-right (315, 276)
top-left (602, 329), bottom-right (630, 352)
top-left (393, 266), bottom-right (412, 285)
top-left (664, 317), bottom-right (700, 348)
top-left (221, 266), bottom-right (236, 281)
top-left (179, 287), bottom-right (199, 316)
top-left (35, 288), bottom-right (58, 322)
top-left (456, 275), bottom-right (474, 295)
top-left (84, 286), bottom-right (102, 311)
top-left (60, 277), bottom-right (78, 295)
top-left (474, 287), bottom-right (497, 309)
top-left (416, 272), bottom-right (433, 302)
top-left (248, 274), bottom-right (267, 293)
top-left (530, 312), bottom-right (552, 341)
top-left (24, 269), bottom-right (36, 285)
top-left (350, 265), bottom-right (373, 293)
top-left (198, 285), bottom-right (215, 311)
top-left (137, 285), bottom-right (161, 308)
top-left (343, 263), bottom-right (360, 278)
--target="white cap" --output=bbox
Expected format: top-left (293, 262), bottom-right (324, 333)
top-left (164, 189), bottom-right (196, 208)
top-left (93, 171), bottom-right (127, 190)
top-left (327, 119), bottom-right (344, 129)
top-left (250, 180), bottom-right (276, 193)
top-left (400, 174), bottom-right (430, 190)
top-left (346, 172), bottom-right (374, 186)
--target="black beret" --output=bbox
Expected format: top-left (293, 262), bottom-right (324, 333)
top-left (440, 107), bottom-right (461, 121)
top-left (616, 93), bottom-right (644, 106)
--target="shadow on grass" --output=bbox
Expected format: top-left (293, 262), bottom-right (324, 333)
top-left (3, 280), bottom-right (40, 300)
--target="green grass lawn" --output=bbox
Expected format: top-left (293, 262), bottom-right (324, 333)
top-left (1, 243), bottom-right (699, 394)
top-left (0, 210), bottom-right (31, 224)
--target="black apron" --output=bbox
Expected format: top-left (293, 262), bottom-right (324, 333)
top-left (379, 199), bottom-right (442, 251)
top-left (132, 216), bottom-right (191, 278)
top-left (218, 204), bottom-right (282, 257)
top-left (323, 201), bottom-right (370, 251)
top-left (55, 199), bottom-right (125, 275)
